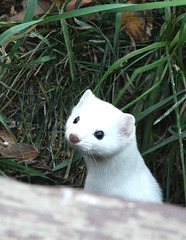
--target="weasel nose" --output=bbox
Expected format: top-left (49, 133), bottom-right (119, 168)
top-left (69, 134), bottom-right (80, 144)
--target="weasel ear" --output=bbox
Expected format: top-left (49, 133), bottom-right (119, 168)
top-left (121, 114), bottom-right (135, 138)
top-left (78, 89), bottom-right (93, 105)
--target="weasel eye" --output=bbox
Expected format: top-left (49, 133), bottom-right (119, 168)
top-left (73, 116), bottom-right (80, 124)
top-left (94, 131), bottom-right (104, 140)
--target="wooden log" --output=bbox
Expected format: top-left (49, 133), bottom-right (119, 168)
top-left (0, 177), bottom-right (185, 240)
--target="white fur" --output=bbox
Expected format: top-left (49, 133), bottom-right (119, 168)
top-left (65, 89), bottom-right (162, 203)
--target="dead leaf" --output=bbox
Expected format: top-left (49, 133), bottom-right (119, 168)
top-left (49, 0), bottom-right (61, 7)
top-left (66, 0), bottom-right (93, 12)
top-left (0, 129), bottom-right (16, 145)
top-left (0, 143), bottom-right (39, 160)
top-left (121, 0), bottom-right (153, 41)
top-left (0, 129), bottom-right (39, 160)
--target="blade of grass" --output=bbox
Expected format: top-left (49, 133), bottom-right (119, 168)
top-left (61, 19), bottom-right (76, 81)
top-left (0, 169), bottom-right (6, 176)
top-left (30, 32), bottom-right (52, 47)
top-left (164, 0), bottom-right (171, 22)
top-left (114, 12), bottom-right (122, 52)
top-left (23, 0), bottom-right (38, 22)
top-left (154, 94), bottom-right (186, 125)
top-left (166, 144), bottom-right (177, 203)
top-left (166, 43), bottom-right (186, 204)
top-left (170, 22), bottom-right (186, 49)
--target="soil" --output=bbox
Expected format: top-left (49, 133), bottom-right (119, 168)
top-left (0, 0), bottom-right (23, 16)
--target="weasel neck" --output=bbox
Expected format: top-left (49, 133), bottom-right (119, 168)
top-left (84, 140), bottom-right (143, 178)
top-left (83, 138), bottom-right (162, 203)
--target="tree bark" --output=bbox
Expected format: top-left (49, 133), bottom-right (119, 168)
top-left (0, 177), bottom-right (185, 240)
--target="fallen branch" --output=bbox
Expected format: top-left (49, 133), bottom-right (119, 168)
top-left (0, 177), bottom-right (185, 239)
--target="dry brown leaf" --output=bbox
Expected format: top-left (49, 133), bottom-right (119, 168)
top-left (0, 129), bottom-right (39, 160)
top-left (0, 129), bottom-right (16, 145)
top-left (49, 0), bottom-right (61, 7)
top-left (121, 0), bottom-right (153, 41)
top-left (66, 0), bottom-right (93, 12)
top-left (1, 143), bottom-right (39, 160)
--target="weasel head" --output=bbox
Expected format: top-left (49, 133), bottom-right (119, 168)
top-left (65, 89), bottom-right (136, 158)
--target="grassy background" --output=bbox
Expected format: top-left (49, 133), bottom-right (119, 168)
top-left (0, 0), bottom-right (185, 205)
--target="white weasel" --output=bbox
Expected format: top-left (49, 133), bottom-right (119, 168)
top-left (65, 89), bottom-right (162, 203)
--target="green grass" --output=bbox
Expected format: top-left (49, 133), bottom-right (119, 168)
top-left (0, 0), bottom-right (185, 205)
